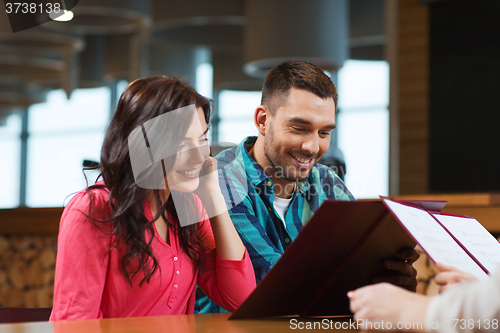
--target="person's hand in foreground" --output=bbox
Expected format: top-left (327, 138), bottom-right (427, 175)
top-left (434, 262), bottom-right (478, 293)
top-left (348, 283), bottom-right (431, 332)
top-left (373, 248), bottom-right (420, 292)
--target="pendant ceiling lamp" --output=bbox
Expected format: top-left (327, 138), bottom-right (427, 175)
top-left (0, 55), bottom-right (64, 85)
top-left (105, 33), bottom-right (148, 82)
top-left (150, 0), bottom-right (244, 53)
top-left (149, 41), bottom-right (210, 87)
top-left (0, 11), bottom-right (84, 98)
top-left (0, 80), bottom-right (48, 108)
top-left (244, 0), bottom-right (348, 78)
top-left (42, 0), bottom-right (152, 35)
top-left (78, 34), bottom-right (106, 88)
top-left (0, 79), bottom-right (48, 126)
top-left (0, 108), bottom-right (18, 126)
top-left (349, 0), bottom-right (386, 60)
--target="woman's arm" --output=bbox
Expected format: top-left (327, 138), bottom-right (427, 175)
top-left (348, 283), bottom-right (430, 332)
top-left (349, 269), bottom-right (500, 333)
top-left (50, 190), bottom-right (111, 321)
top-left (195, 157), bottom-right (245, 260)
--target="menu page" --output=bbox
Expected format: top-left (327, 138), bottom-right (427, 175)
top-left (433, 214), bottom-right (500, 274)
top-left (382, 199), bottom-right (488, 280)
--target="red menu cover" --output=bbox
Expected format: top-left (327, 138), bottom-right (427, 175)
top-left (230, 199), bottom-right (447, 320)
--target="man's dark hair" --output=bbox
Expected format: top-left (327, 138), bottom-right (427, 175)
top-left (261, 60), bottom-right (338, 114)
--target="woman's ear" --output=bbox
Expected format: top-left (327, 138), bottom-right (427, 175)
top-left (254, 105), bottom-right (269, 136)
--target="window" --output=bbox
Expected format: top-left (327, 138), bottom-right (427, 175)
top-left (26, 87), bottom-right (110, 207)
top-left (337, 60), bottom-right (390, 198)
top-left (217, 90), bottom-right (260, 144)
top-left (0, 113), bottom-right (22, 208)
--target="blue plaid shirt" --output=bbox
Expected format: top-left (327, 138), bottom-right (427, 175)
top-left (195, 136), bottom-right (356, 313)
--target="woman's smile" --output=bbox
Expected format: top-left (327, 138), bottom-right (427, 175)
top-left (176, 165), bottom-right (202, 179)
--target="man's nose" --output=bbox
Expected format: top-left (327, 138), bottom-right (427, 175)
top-left (301, 134), bottom-right (320, 155)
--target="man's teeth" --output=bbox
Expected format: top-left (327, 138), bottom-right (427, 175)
top-left (292, 155), bottom-right (312, 164)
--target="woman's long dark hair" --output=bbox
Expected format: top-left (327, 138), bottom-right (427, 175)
top-left (87, 76), bottom-right (211, 286)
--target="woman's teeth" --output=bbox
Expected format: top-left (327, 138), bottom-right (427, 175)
top-left (178, 166), bottom-right (201, 176)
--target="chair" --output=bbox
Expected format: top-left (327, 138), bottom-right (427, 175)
top-left (0, 307), bottom-right (52, 324)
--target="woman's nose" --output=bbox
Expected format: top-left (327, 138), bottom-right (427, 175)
top-left (187, 143), bottom-right (209, 163)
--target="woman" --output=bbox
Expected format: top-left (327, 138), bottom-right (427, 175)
top-left (50, 76), bottom-right (256, 320)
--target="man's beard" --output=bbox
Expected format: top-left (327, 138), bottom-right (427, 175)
top-left (263, 127), bottom-right (317, 183)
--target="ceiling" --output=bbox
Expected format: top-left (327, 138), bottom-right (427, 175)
top-left (0, 0), bottom-right (385, 123)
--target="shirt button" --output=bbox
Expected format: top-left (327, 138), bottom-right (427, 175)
top-left (285, 238), bottom-right (290, 243)
top-left (176, 271), bottom-right (180, 275)
top-left (174, 284), bottom-right (178, 289)
top-left (267, 206), bottom-right (272, 212)
top-left (173, 256), bottom-right (178, 261)
top-left (267, 180), bottom-right (272, 187)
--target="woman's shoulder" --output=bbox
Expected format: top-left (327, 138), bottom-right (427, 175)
top-left (58, 182), bottom-right (113, 250)
top-left (63, 181), bottom-right (111, 219)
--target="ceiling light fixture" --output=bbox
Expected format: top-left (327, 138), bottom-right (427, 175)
top-left (49, 10), bottom-right (74, 22)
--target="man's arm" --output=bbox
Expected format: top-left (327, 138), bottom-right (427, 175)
top-left (229, 197), bottom-right (284, 282)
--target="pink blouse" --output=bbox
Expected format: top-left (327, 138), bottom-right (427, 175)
top-left (50, 186), bottom-right (255, 321)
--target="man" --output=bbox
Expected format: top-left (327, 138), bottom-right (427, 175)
top-left (196, 60), bottom-right (418, 313)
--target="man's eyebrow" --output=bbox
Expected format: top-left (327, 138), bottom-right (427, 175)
top-left (287, 117), bottom-right (336, 130)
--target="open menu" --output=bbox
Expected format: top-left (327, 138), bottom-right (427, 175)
top-left (230, 198), bottom-right (500, 320)
top-left (382, 197), bottom-right (500, 279)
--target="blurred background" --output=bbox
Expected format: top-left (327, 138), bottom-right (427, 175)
top-left (1, 0), bottom-right (394, 207)
top-left (0, 0), bottom-right (499, 308)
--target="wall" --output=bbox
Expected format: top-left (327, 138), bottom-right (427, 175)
top-left (0, 208), bottom-right (61, 307)
top-left (397, 0), bottom-right (429, 195)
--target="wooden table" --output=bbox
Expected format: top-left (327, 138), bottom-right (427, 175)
top-left (0, 314), bottom-right (360, 333)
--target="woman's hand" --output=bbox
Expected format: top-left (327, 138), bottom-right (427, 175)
top-left (348, 283), bottom-right (430, 332)
top-left (193, 157), bottom-right (229, 219)
top-left (193, 156), bottom-right (245, 261)
top-left (194, 156), bottom-right (221, 199)
top-left (434, 263), bottom-right (478, 293)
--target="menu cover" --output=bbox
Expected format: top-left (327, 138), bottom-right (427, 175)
top-left (230, 199), bottom-right (448, 320)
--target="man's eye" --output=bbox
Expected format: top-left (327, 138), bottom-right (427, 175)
top-left (292, 127), bottom-right (305, 132)
top-left (319, 131), bottom-right (331, 137)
